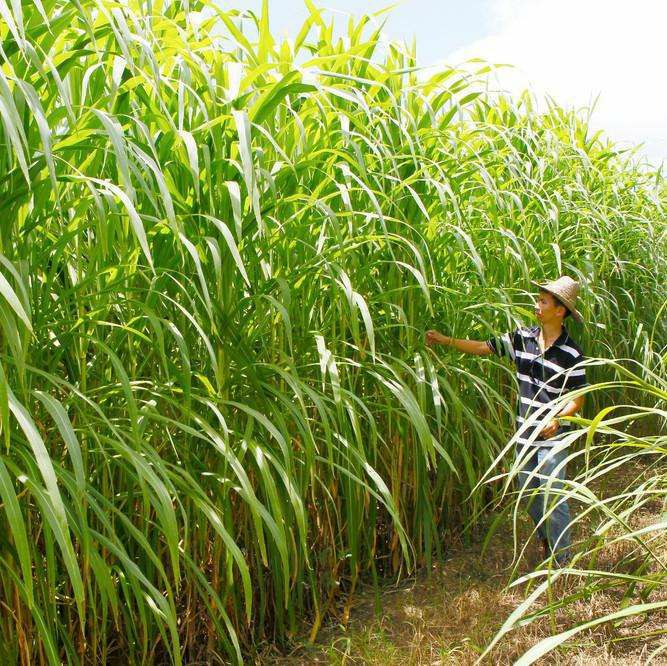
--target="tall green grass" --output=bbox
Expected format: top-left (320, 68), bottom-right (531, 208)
top-left (0, 1), bottom-right (664, 662)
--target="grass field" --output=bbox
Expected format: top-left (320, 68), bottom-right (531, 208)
top-left (0, 1), bottom-right (665, 663)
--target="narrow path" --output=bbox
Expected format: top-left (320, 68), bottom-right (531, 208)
top-left (263, 458), bottom-right (666, 665)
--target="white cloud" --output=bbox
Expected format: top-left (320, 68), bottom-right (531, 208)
top-left (433, 0), bottom-right (667, 167)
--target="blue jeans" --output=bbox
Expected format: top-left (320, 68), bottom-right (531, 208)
top-left (514, 445), bottom-right (572, 563)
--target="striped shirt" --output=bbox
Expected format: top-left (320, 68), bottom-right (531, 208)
top-left (486, 325), bottom-right (587, 447)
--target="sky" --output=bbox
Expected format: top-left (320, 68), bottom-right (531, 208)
top-left (237, 0), bottom-right (666, 168)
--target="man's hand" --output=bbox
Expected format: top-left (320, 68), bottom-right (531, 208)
top-left (425, 330), bottom-right (450, 347)
top-left (539, 418), bottom-right (560, 439)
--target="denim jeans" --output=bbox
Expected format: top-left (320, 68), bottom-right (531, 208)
top-left (514, 444), bottom-right (572, 564)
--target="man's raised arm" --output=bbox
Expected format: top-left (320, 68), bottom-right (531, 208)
top-left (424, 330), bottom-right (493, 356)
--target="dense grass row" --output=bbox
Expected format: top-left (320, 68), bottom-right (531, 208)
top-left (0, 1), bottom-right (665, 662)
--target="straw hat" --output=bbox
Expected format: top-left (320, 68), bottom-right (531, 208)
top-left (531, 275), bottom-right (583, 323)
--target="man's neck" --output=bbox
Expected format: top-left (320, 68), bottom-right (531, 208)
top-left (541, 320), bottom-right (563, 341)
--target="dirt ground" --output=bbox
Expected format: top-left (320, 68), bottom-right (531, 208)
top-left (261, 457), bottom-right (666, 665)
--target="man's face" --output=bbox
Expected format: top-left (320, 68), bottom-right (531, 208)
top-left (534, 290), bottom-right (565, 324)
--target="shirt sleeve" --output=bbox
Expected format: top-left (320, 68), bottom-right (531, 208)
top-left (485, 330), bottom-right (517, 362)
top-left (563, 354), bottom-right (588, 391)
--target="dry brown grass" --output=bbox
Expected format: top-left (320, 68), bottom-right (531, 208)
top-left (260, 458), bottom-right (666, 665)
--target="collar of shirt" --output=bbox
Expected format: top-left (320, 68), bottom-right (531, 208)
top-left (526, 325), bottom-right (570, 354)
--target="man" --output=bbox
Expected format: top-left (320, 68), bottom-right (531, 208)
top-left (425, 276), bottom-right (587, 565)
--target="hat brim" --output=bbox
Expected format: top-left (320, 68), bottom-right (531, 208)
top-left (531, 281), bottom-right (584, 323)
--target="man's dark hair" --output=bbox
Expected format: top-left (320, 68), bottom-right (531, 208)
top-left (541, 289), bottom-right (571, 319)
